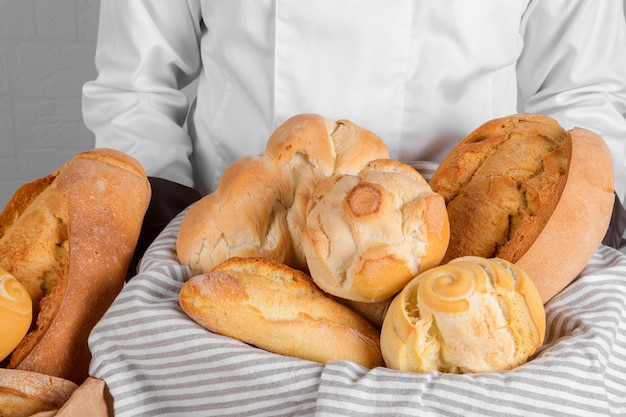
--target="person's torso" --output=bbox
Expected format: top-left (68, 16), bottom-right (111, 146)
top-left (189, 0), bottom-right (529, 193)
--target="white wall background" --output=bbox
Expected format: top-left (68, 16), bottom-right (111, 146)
top-left (0, 0), bottom-right (99, 209)
top-left (1, 2), bottom-right (626, 210)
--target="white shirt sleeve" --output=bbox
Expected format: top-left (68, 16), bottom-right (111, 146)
top-left (82, 0), bottom-right (202, 188)
top-left (517, 0), bottom-right (626, 202)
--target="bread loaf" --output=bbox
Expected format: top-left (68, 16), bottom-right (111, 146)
top-left (381, 256), bottom-right (546, 374)
top-left (0, 369), bottom-right (78, 417)
top-left (429, 114), bottom-right (614, 302)
top-left (176, 113), bottom-right (390, 274)
top-left (0, 148), bottom-right (151, 384)
top-left (179, 257), bottom-right (385, 369)
top-left (302, 159), bottom-right (449, 303)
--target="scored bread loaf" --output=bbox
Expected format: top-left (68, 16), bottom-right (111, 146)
top-left (176, 113), bottom-right (390, 275)
top-left (0, 148), bottom-right (151, 384)
top-left (429, 114), bottom-right (614, 302)
top-left (179, 257), bottom-right (385, 369)
top-left (0, 369), bottom-right (78, 417)
top-left (380, 256), bottom-right (546, 374)
top-left (302, 159), bottom-right (449, 303)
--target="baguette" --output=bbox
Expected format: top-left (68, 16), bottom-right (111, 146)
top-left (0, 148), bottom-right (151, 385)
top-left (179, 257), bottom-right (385, 369)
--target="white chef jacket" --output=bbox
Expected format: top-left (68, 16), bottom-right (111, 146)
top-left (82, 0), bottom-right (626, 202)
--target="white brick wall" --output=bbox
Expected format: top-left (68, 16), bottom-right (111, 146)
top-left (0, 0), bottom-right (99, 209)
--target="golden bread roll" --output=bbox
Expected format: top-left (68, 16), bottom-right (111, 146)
top-left (381, 256), bottom-right (546, 374)
top-left (429, 114), bottom-right (614, 302)
top-left (0, 268), bottom-right (32, 362)
top-left (0, 148), bottom-right (151, 384)
top-left (302, 159), bottom-right (450, 303)
top-left (177, 113), bottom-right (389, 274)
top-left (0, 369), bottom-right (78, 417)
top-left (179, 257), bottom-right (385, 369)
top-left (175, 155), bottom-right (294, 274)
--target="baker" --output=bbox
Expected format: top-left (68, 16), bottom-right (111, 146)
top-left (82, 1), bottom-right (626, 265)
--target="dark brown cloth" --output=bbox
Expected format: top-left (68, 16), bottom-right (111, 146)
top-left (127, 177), bottom-right (201, 279)
top-left (602, 193), bottom-right (626, 250)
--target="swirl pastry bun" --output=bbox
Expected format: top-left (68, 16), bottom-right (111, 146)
top-left (381, 256), bottom-right (546, 374)
top-left (180, 257), bottom-right (384, 369)
top-left (302, 159), bottom-right (449, 303)
top-left (0, 268), bottom-right (32, 362)
top-left (177, 114), bottom-right (390, 274)
top-left (429, 114), bottom-right (614, 302)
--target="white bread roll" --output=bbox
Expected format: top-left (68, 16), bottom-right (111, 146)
top-left (381, 256), bottom-right (546, 374)
top-left (430, 114), bottom-right (614, 303)
top-left (0, 148), bottom-right (151, 384)
top-left (176, 113), bottom-right (390, 275)
top-left (0, 268), bottom-right (32, 362)
top-left (302, 159), bottom-right (450, 303)
top-left (179, 257), bottom-right (385, 369)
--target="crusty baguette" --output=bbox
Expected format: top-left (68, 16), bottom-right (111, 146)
top-left (429, 114), bottom-right (614, 302)
top-left (302, 159), bottom-right (449, 303)
top-left (179, 257), bottom-right (385, 369)
top-left (176, 113), bottom-right (390, 275)
top-left (0, 148), bottom-right (151, 384)
top-left (381, 256), bottom-right (546, 374)
top-left (0, 369), bottom-right (78, 417)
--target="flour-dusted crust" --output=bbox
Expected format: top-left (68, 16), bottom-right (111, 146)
top-left (179, 257), bottom-right (385, 369)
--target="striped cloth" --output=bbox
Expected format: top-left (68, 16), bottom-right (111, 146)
top-left (88, 208), bottom-right (626, 417)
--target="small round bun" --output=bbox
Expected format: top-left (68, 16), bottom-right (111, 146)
top-left (303, 159), bottom-right (449, 303)
top-left (0, 269), bottom-right (32, 362)
top-left (381, 256), bottom-right (546, 374)
top-left (430, 114), bottom-right (614, 302)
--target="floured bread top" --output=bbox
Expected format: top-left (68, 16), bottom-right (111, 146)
top-left (430, 114), bottom-right (569, 264)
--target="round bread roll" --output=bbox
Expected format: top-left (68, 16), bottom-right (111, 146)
top-left (302, 159), bottom-right (450, 303)
top-left (177, 113), bottom-right (390, 274)
top-left (0, 269), bottom-right (32, 362)
top-left (179, 257), bottom-right (385, 369)
top-left (381, 256), bottom-right (546, 374)
top-left (0, 369), bottom-right (78, 417)
top-left (429, 114), bottom-right (614, 303)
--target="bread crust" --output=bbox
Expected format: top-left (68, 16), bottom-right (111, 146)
top-left (515, 127), bottom-right (614, 302)
top-left (179, 257), bottom-right (384, 369)
top-left (176, 114), bottom-right (390, 275)
top-left (0, 269), bottom-right (32, 363)
top-left (0, 369), bottom-right (78, 417)
top-left (0, 148), bottom-right (151, 384)
top-left (302, 159), bottom-right (449, 303)
top-left (430, 114), bottom-right (614, 303)
top-left (380, 256), bottom-right (546, 374)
